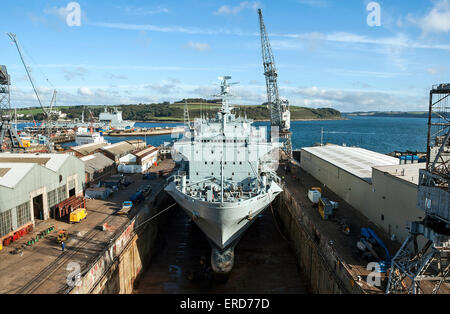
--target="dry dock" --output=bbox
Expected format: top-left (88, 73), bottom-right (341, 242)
top-left (133, 201), bottom-right (308, 294)
top-left (2, 156), bottom-right (447, 294)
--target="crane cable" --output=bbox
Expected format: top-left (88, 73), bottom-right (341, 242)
top-left (269, 203), bottom-right (290, 243)
top-left (134, 203), bottom-right (177, 231)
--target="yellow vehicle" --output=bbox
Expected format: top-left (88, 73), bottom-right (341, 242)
top-left (70, 208), bottom-right (87, 223)
top-left (56, 230), bottom-right (68, 243)
top-left (311, 187), bottom-right (322, 193)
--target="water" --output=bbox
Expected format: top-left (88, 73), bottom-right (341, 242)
top-left (288, 116), bottom-right (428, 154)
top-left (17, 117), bottom-right (428, 154)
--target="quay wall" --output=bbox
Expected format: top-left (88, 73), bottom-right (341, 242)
top-left (67, 191), bottom-right (170, 294)
top-left (276, 188), bottom-right (365, 294)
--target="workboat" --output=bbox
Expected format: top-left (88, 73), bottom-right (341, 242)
top-left (165, 77), bottom-right (283, 274)
top-left (75, 128), bottom-right (107, 145)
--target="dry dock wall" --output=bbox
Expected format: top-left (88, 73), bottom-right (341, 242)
top-left (67, 192), bottom-right (170, 294)
top-left (277, 188), bottom-right (364, 294)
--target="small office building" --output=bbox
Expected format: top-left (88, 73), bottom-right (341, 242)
top-left (118, 146), bottom-right (159, 174)
top-left (101, 141), bottom-right (144, 164)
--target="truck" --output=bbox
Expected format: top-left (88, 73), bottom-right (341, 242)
top-left (130, 191), bottom-right (144, 204)
top-left (117, 201), bottom-right (133, 216)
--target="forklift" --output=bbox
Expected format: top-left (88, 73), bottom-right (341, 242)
top-left (56, 229), bottom-right (69, 244)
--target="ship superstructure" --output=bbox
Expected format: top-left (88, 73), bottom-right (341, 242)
top-left (165, 77), bottom-right (283, 274)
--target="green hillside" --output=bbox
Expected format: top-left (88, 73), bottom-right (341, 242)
top-left (15, 99), bottom-right (342, 122)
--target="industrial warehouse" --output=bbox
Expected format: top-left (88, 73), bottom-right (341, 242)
top-left (300, 145), bottom-right (425, 244)
top-left (0, 153), bottom-right (85, 242)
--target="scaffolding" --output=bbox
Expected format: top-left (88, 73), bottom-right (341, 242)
top-left (0, 65), bottom-right (23, 152)
top-left (386, 84), bottom-right (450, 294)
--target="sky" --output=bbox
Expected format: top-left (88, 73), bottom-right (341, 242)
top-left (1, 0), bottom-right (449, 112)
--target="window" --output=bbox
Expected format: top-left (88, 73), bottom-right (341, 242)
top-left (57, 185), bottom-right (67, 203)
top-left (0, 209), bottom-right (12, 237)
top-left (47, 189), bottom-right (58, 208)
top-left (17, 202), bottom-right (31, 227)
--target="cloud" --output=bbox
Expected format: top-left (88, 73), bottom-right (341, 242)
top-left (10, 79), bottom-right (427, 112)
top-left (77, 87), bottom-right (93, 96)
top-left (214, 1), bottom-right (260, 15)
top-left (62, 67), bottom-right (88, 81)
top-left (185, 41), bottom-right (211, 52)
top-left (408, 0), bottom-right (450, 34)
top-left (327, 69), bottom-right (410, 79)
top-left (297, 0), bottom-right (329, 8)
top-left (283, 31), bottom-right (450, 50)
top-left (145, 83), bottom-right (179, 95)
top-left (89, 20), bottom-right (450, 51)
top-left (120, 6), bottom-right (169, 16)
top-left (43, 6), bottom-right (69, 21)
top-left (289, 86), bottom-right (425, 112)
top-left (105, 73), bottom-right (128, 80)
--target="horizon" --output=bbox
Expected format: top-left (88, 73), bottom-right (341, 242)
top-left (2, 0), bottom-right (450, 112)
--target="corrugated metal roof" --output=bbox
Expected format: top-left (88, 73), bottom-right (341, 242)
top-left (0, 163), bottom-right (35, 188)
top-left (302, 145), bottom-right (399, 182)
top-left (71, 142), bottom-right (108, 156)
top-left (0, 157), bottom-right (50, 165)
top-left (0, 153), bottom-right (70, 172)
top-left (0, 168), bottom-right (11, 177)
top-left (81, 153), bottom-right (115, 174)
top-left (134, 146), bottom-right (158, 158)
top-left (101, 141), bottom-right (135, 156)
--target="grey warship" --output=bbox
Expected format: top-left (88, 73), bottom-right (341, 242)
top-left (165, 76), bottom-right (283, 274)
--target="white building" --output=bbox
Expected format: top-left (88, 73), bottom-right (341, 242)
top-left (300, 145), bottom-right (425, 244)
top-left (118, 146), bottom-right (159, 174)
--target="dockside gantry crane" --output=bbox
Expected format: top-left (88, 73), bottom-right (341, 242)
top-left (258, 8), bottom-right (292, 161)
top-left (386, 84), bottom-right (450, 294)
top-left (7, 32), bottom-right (53, 152)
top-left (0, 65), bottom-right (23, 152)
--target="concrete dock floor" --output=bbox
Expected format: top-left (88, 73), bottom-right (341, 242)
top-left (133, 203), bottom-right (309, 294)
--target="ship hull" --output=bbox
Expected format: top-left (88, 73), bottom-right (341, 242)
top-left (165, 181), bottom-right (282, 250)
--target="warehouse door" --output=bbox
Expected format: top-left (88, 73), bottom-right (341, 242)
top-left (33, 194), bottom-right (44, 220)
top-left (68, 180), bottom-right (76, 198)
